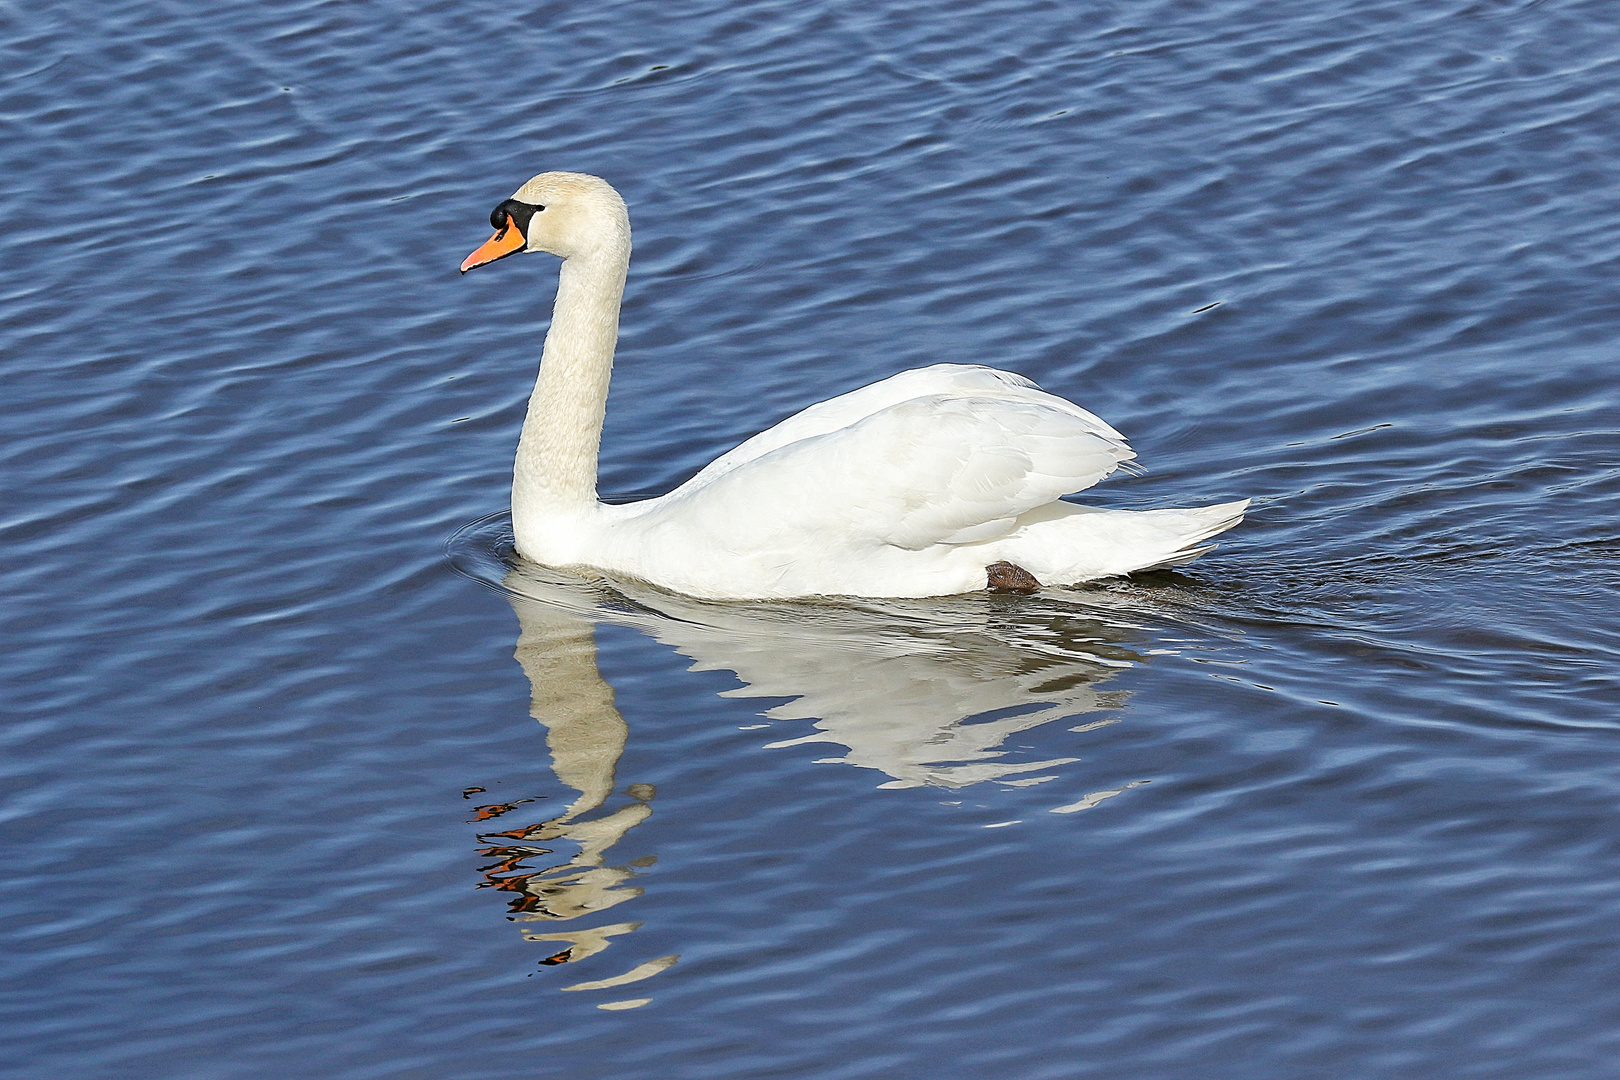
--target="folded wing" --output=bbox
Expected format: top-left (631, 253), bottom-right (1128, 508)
top-left (687, 363), bottom-right (1125, 483)
top-left (658, 385), bottom-right (1136, 553)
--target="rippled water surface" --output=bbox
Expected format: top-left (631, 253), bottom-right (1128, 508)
top-left (5, 0), bottom-right (1619, 1076)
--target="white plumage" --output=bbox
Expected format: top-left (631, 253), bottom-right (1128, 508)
top-left (461, 172), bottom-right (1247, 600)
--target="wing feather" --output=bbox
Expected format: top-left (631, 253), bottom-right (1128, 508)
top-left (685, 363), bottom-right (1125, 486)
top-left (655, 390), bottom-right (1135, 553)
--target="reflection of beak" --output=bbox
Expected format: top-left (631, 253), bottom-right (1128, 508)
top-left (460, 220), bottom-right (526, 273)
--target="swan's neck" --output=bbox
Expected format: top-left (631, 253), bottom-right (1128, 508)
top-left (513, 245), bottom-right (629, 527)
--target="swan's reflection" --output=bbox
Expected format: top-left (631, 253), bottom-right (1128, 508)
top-left (485, 559), bottom-right (1153, 1003)
top-left (504, 563), bottom-right (1149, 788)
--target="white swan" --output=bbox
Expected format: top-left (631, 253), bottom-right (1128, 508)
top-left (461, 171), bottom-right (1247, 600)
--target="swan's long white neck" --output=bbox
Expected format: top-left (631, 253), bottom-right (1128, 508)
top-left (512, 239), bottom-right (629, 547)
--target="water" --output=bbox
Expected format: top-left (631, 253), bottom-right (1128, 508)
top-left (4, 0), bottom-right (1619, 1075)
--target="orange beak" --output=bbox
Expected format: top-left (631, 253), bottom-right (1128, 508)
top-left (460, 220), bottom-right (526, 273)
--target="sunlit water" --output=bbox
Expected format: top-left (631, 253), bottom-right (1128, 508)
top-left (4, 0), bottom-right (1619, 1076)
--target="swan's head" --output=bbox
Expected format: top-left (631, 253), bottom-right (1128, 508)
top-left (460, 171), bottom-right (630, 273)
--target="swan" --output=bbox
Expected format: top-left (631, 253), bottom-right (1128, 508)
top-left (460, 171), bottom-right (1247, 600)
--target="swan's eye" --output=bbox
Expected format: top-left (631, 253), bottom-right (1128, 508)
top-left (495, 199), bottom-right (545, 237)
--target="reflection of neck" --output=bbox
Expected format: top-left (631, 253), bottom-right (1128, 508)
top-left (512, 247), bottom-right (628, 536)
top-left (500, 586), bottom-right (665, 992)
top-left (511, 595), bottom-right (627, 821)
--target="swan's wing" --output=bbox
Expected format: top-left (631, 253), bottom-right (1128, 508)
top-left (685, 364), bottom-right (1124, 486)
top-left (656, 393), bottom-right (1136, 551)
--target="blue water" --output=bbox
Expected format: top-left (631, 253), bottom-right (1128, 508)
top-left (4, 0), bottom-right (1619, 1076)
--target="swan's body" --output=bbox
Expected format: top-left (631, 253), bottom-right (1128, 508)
top-left (462, 172), bottom-right (1247, 600)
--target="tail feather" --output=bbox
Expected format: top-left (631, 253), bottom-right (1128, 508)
top-left (1129, 498), bottom-right (1250, 572)
top-left (1134, 498), bottom-right (1244, 573)
top-left (1005, 498), bottom-right (1250, 583)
